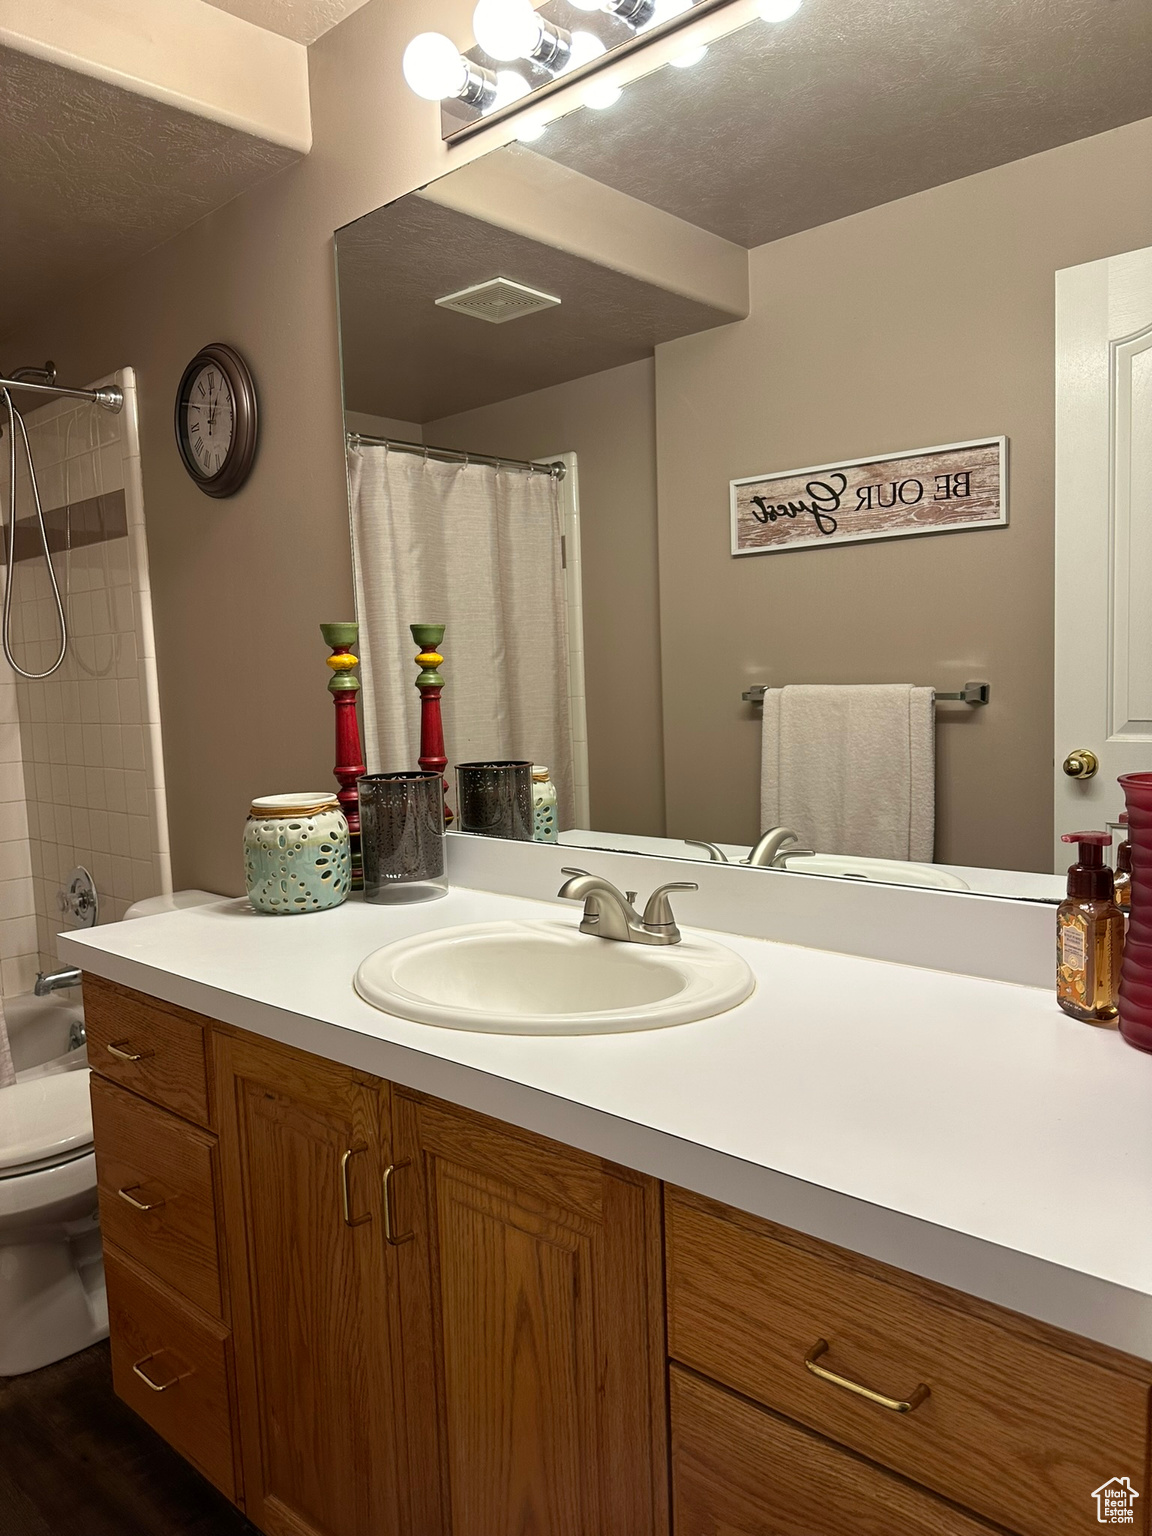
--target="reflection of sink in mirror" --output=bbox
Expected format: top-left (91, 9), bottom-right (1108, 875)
top-left (778, 854), bottom-right (969, 890)
top-left (354, 920), bottom-right (756, 1035)
top-left (555, 831), bottom-right (1067, 903)
top-left (334, 10), bottom-right (1151, 912)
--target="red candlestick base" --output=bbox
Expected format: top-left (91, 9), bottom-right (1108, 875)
top-left (411, 623), bottom-right (452, 827)
top-left (321, 622), bottom-right (366, 889)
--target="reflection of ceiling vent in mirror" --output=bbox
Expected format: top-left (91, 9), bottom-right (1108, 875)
top-left (434, 277), bottom-right (561, 324)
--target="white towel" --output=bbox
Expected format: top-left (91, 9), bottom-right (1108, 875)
top-left (0, 993), bottom-right (14, 1088)
top-left (759, 684), bottom-right (935, 862)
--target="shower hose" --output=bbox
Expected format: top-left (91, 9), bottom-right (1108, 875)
top-left (1, 387), bottom-right (67, 679)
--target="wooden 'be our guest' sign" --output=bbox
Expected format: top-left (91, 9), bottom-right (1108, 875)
top-left (730, 437), bottom-right (1006, 557)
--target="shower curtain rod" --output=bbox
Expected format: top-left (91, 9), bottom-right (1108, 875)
top-left (346, 432), bottom-right (565, 480)
top-left (0, 376), bottom-right (123, 412)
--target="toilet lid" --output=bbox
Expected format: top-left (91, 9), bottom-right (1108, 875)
top-left (0, 1066), bottom-right (93, 1176)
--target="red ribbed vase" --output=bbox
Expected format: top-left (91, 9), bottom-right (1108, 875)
top-left (1118, 773), bottom-right (1152, 1051)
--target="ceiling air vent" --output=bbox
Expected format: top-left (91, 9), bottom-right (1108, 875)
top-left (434, 277), bottom-right (561, 324)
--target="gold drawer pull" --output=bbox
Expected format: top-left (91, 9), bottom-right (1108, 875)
top-left (106, 1040), bottom-right (152, 1063)
top-left (804, 1339), bottom-right (930, 1414)
top-left (383, 1160), bottom-right (414, 1247)
top-left (117, 1185), bottom-right (165, 1213)
top-left (131, 1351), bottom-right (188, 1393)
top-left (340, 1145), bottom-right (371, 1228)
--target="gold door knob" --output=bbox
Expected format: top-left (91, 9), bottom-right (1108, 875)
top-left (1062, 749), bottom-right (1099, 781)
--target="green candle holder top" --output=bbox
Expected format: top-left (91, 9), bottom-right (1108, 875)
top-left (411, 623), bottom-right (445, 688)
top-left (320, 621), bottom-right (360, 694)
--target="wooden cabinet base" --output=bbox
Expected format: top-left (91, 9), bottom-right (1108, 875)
top-left (104, 1245), bottom-right (241, 1504)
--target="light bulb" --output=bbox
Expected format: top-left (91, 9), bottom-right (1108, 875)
top-left (671, 42), bottom-right (707, 66)
top-left (402, 32), bottom-right (468, 100)
top-left (516, 114), bottom-right (549, 142)
top-left (565, 30), bottom-right (606, 71)
top-left (642, 0), bottom-right (690, 26)
top-left (758, 0), bottom-right (801, 20)
top-left (583, 77), bottom-right (622, 108)
top-left (473, 0), bottom-right (541, 61)
top-left (491, 69), bottom-right (531, 109)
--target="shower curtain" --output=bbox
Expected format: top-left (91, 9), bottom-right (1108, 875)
top-left (0, 998), bottom-right (14, 1086)
top-left (347, 445), bottom-right (575, 826)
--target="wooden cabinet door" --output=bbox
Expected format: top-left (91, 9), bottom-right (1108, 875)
top-left (391, 1090), bottom-right (668, 1536)
top-left (215, 1030), bottom-right (405, 1536)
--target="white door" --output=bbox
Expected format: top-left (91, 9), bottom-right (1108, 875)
top-left (1055, 246), bottom-right (1152, 867)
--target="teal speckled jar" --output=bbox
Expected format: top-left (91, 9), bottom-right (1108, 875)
top-left (244, 793), bottom-right (351, 914)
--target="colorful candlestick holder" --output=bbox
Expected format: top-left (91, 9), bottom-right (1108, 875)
top-left (320, 621), bottom-right (366, 889)
top-left (411, 622), bottom-right (452, 826)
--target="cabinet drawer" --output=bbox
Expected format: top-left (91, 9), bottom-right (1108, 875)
top-left (666, 1189), bottom-right (1150, 1536)
top-left (84, 974), bottom-right (211, 1127)
top-left (91, 1076), bottom-right (224, 1319)
top-left (671, 1365), bottom-right (999, 1536)
top-left (105, 1245), bottom-right (239, 1503)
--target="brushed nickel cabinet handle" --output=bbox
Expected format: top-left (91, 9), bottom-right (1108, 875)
top-left (106, 1040), bottom-right (151, 1063)
top-left (340, 1145), bottom-right (371, 1228)
top-left (383, 1160), bottom-right (415, 1246)
top-left (804, 1339), bottom-right (930, 1414)
top-left (131, 1352), bottom-right (187, 1393)
top-left (117, 1185), bottom-right (165, 1213)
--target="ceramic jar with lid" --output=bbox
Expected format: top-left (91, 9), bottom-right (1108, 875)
top-left (531, 765), bottom-right (559, 843)
top-left (244, 793), bottom-right (351, 914)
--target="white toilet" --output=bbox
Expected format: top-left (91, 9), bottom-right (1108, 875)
top-left (0, 890), bottom-right (220, 1376)
top-left (0, 1057), bottom-right (105, 1375)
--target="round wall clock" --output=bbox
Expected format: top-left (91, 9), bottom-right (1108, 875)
top-left (174, 342), bottom-right (258, 498)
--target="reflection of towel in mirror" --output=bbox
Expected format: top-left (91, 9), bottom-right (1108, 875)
top-left (0, 993), bottom-right (15, 1087)
top-left (759, 684), bottom-right (935, 862)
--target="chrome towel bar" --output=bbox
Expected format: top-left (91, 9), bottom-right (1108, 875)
top-left (741, 680), bottom-right (990, 706)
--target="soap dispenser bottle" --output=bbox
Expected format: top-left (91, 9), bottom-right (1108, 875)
top-left (1057, 831), bottom-right (1123, 1024)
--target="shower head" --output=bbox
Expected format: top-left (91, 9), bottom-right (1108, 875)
top-left (5, 362), bottom-right (56, 387)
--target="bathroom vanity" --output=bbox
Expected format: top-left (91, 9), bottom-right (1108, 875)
top-left (64, 868), bottom-right (1152, 1536)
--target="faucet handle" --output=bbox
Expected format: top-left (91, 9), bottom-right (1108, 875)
top-left (558, 866), bottom-right (590, 898)
top-left (641, 881), bottom-right (699, 932)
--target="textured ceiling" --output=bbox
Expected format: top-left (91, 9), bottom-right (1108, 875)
top-left (536, 0), bottom-right (1152, 248)
top-left (0, 47), bottom-right (298, 345)
top-left (201, 0), bottom-right (371, 44)
top-left (337, 195), bottom-right (734, 421)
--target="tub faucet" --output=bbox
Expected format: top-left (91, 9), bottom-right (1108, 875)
top-left (557, 868), bottom-right (698, 945)
top-left (35, 966), bottom-right (81, 996)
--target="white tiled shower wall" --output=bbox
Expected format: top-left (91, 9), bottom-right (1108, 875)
top-left (0, 369), bottom-right (170, 987)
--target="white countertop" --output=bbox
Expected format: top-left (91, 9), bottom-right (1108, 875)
top-left (63, 886), bottom-right (1152, 1359)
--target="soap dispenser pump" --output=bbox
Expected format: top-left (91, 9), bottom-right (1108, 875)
top-left (1057, 831), bottom-right (1123, 1024)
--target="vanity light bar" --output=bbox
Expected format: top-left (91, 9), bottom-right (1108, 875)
top-left (406, 0), bottom-right (751, 142)
top-left (742, 681), bottom-right (991, 705)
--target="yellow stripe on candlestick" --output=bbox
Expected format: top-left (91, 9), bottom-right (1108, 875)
top-left (416, 651), bottom-right (444, 668)
top-left (326, 652), bottom-right (358, 672)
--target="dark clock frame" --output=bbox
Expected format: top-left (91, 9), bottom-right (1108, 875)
top-left (174, 342), bottom-right (258, 498)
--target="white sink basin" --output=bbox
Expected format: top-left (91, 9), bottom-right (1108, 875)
top-left (780, 853), bottom-right (970, 890)
top-left (354, 919), bottom-right (756, 1035)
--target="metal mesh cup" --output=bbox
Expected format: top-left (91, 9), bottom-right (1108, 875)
top-left (358, 771), bottom-right (447, 903)
top-left (455, 761), bottom-right (534, 840)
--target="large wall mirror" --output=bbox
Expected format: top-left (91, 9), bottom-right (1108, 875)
top-left (335, 0), bottom-right (1152, 904)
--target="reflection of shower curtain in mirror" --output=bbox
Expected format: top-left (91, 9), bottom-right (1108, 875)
top-left (348, 445), bottom-right (575, 827)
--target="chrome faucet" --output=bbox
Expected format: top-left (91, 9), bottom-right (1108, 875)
top-left (557, 868), bottom-right (698, 945)
top-left (746, 827), bottom-right (810, 867)
top-left (685, 827), bottom-right (815, 868)
top-left (35, 966), bottom-right (81, 996)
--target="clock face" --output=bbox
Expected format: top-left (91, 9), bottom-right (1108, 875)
top-left (175, 344), bottom-right (258, 498)
top-left (182, 363), bottom-right (235, 480)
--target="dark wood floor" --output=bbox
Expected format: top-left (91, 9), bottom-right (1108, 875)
top-left (0, 1342), bottom-right (255, 1536)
